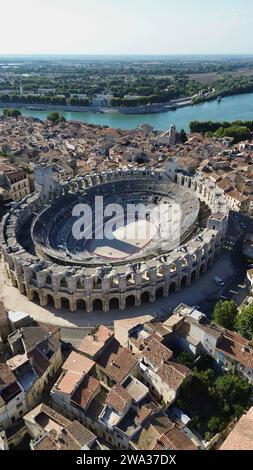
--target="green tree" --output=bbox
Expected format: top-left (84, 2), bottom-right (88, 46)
top-left (47, 112), bottom-right (66, 124)
top-left (207, 416), bottom-right (221, 434)
top-left (235, 304), bottom-right (253, 340)
top-left (215, 125), bottom-right (251, 143)
top-left (177, 351), bottom-right (194, 368)
top-left (215, 373), bottom-right (252, 410)
top-left (179, 129), bottom-right (188, 143)
top-left (213, 300), bottom-right (238, 330)
top-left (3, 108), bottom-right (22, 118)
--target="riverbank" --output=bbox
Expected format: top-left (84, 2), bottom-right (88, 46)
top-left (0, 95), bottom-right (194, 115)
top-left (1, 91), bottom-right (253, 132)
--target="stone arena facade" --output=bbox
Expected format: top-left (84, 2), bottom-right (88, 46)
top-left (0, 168), bottom-right (229, 313)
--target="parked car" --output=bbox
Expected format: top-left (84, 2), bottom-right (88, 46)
top-left (213, 276), bottom-right (225, 287)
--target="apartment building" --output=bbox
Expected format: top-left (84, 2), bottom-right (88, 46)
top-left (50, 325), bottom-right (197, 450)
top-left (0, 164), bottom-right (30, 201)
top-left (24, 403), bottom-right (99, 450)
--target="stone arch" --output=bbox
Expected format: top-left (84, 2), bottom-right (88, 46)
top-left (93, 277), bottom-right (102, 290)
top-left (181, 276), bottom-right (188, 288)
top-left (109, 297), bottom-right (120, 310)
top-left (169, 282), bottom-right (177, 294)
top-left (81, 179), bottom-right (86, 189)
top-left (60, 277), bottom-right (68, 288)
top-left (125, 295), bottom-right (136, 307)
top-left (61, 297), bottom-right (70, 309)
top-left (76, 298), bottom-right (86, 310)
top-left (182, 258), bottom-right (188, 268)
top-left (156, 266), bottom-right (164, 278)
top-left (110, 277), bottom-right (119, 288)
top-left (170, 263), bottom-right (177, 273)
top-left (45, 273), bottom-right (52, 285)
top-left (47, 294), bottom-right (55, 307)
top-left (93, 298), bottom-right (103, 311)
top-left (156, 287), bottom-right (164, 299)
top-left (126, 273), bottom-right (135, 286)
top-left (141, 291), bottom-right (150, 304)
top-left (94, 175), bottom-right (100, 185)
top-left (76, 278), bottom-right (84, 290)
top-left (141, 270), bottom-right (150, 282)
top-left (191, 270), bottom-right (197, 282)
top-left (32, 290), bottom-right (40, 303)
top-left (199, 263), bottom-right (206, 275)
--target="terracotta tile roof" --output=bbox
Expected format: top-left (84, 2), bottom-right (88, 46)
top-left (220, 407), bottom-right (253, 450)
top-left (216, 330), bottom-right (253, 369)
top-left (143, 337), bottom-right (173, 369)
top-left (105, 384), bottom-right (132, 414)
top-left (96, 337), bottom-right (138, 383)
top-left (25, 403), bottom-right (71, 428)
top-left (227, 189), bottom-right (248, 202)
top-left (65, 421), bottom-right (96, 448)
top-left (71, 375), bottom-right (100, 409)
top-left (135, 399), bottom-right (160, 425)
top-left (132, 413), bottom-right (197, 450)
top-left (63, 351), bottom-right (95, 375)
top-left (56, 371), bottom-right (82, 395)
top-left (157, 362), bottom-right (191, 390)
top-left (27, 346), bottom-right (50, 377)
top-left (78, 326), bottom-right (113, 358)
top-left (94, 326), bottom-right (113, 343)
top-left (34, 435), bottom-right (58, 450)
top-left (0, 363), bottom-right (16, 386)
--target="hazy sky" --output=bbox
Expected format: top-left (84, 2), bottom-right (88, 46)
top-left (1, 0), bottom-right (252, 55)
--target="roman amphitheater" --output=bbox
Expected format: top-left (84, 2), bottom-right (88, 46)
top-left (0, 168), bottom-right (229, 313)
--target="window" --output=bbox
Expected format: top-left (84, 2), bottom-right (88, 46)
top-left (17, 402), bottom-right (23, 409)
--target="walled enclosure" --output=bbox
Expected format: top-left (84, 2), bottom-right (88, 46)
top-left (0, 168), bottom-right (228, 313)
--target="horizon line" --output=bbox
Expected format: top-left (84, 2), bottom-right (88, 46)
top-left (1, 53), bottom-right (253, 57)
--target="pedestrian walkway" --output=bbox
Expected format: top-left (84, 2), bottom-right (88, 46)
top-left (0, 255), bottom-right (235, 328)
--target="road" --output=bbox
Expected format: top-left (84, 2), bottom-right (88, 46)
top-left (200, 212), bottom-right (253, 317)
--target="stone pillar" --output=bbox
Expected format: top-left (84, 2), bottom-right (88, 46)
top-left (135, 291), bottom-right (141, 307)
top-left (17, 279), bottom-right (25, 294)
top-left (54, 297), bottom-right (61, 309)
top-left (150, 289), bottom-right (156, 303)
top-left (119, 296), bottom-right (125, 310)
top-left (86, 298), bottom-right (93, 313)
top-left (27, 288), bottom-right (34, 301)
top-left (69, 297), bottom-right (76, 312)
top-left (40, 292), bottom-right (48, 307)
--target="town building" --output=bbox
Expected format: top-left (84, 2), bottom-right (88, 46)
top-left (24, 403), bottom-right (99, 450)
top-left (0, 163), bottom-right (30, 202)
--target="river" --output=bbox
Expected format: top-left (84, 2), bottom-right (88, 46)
top-left (4, 92), bottom-right (253, 131)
